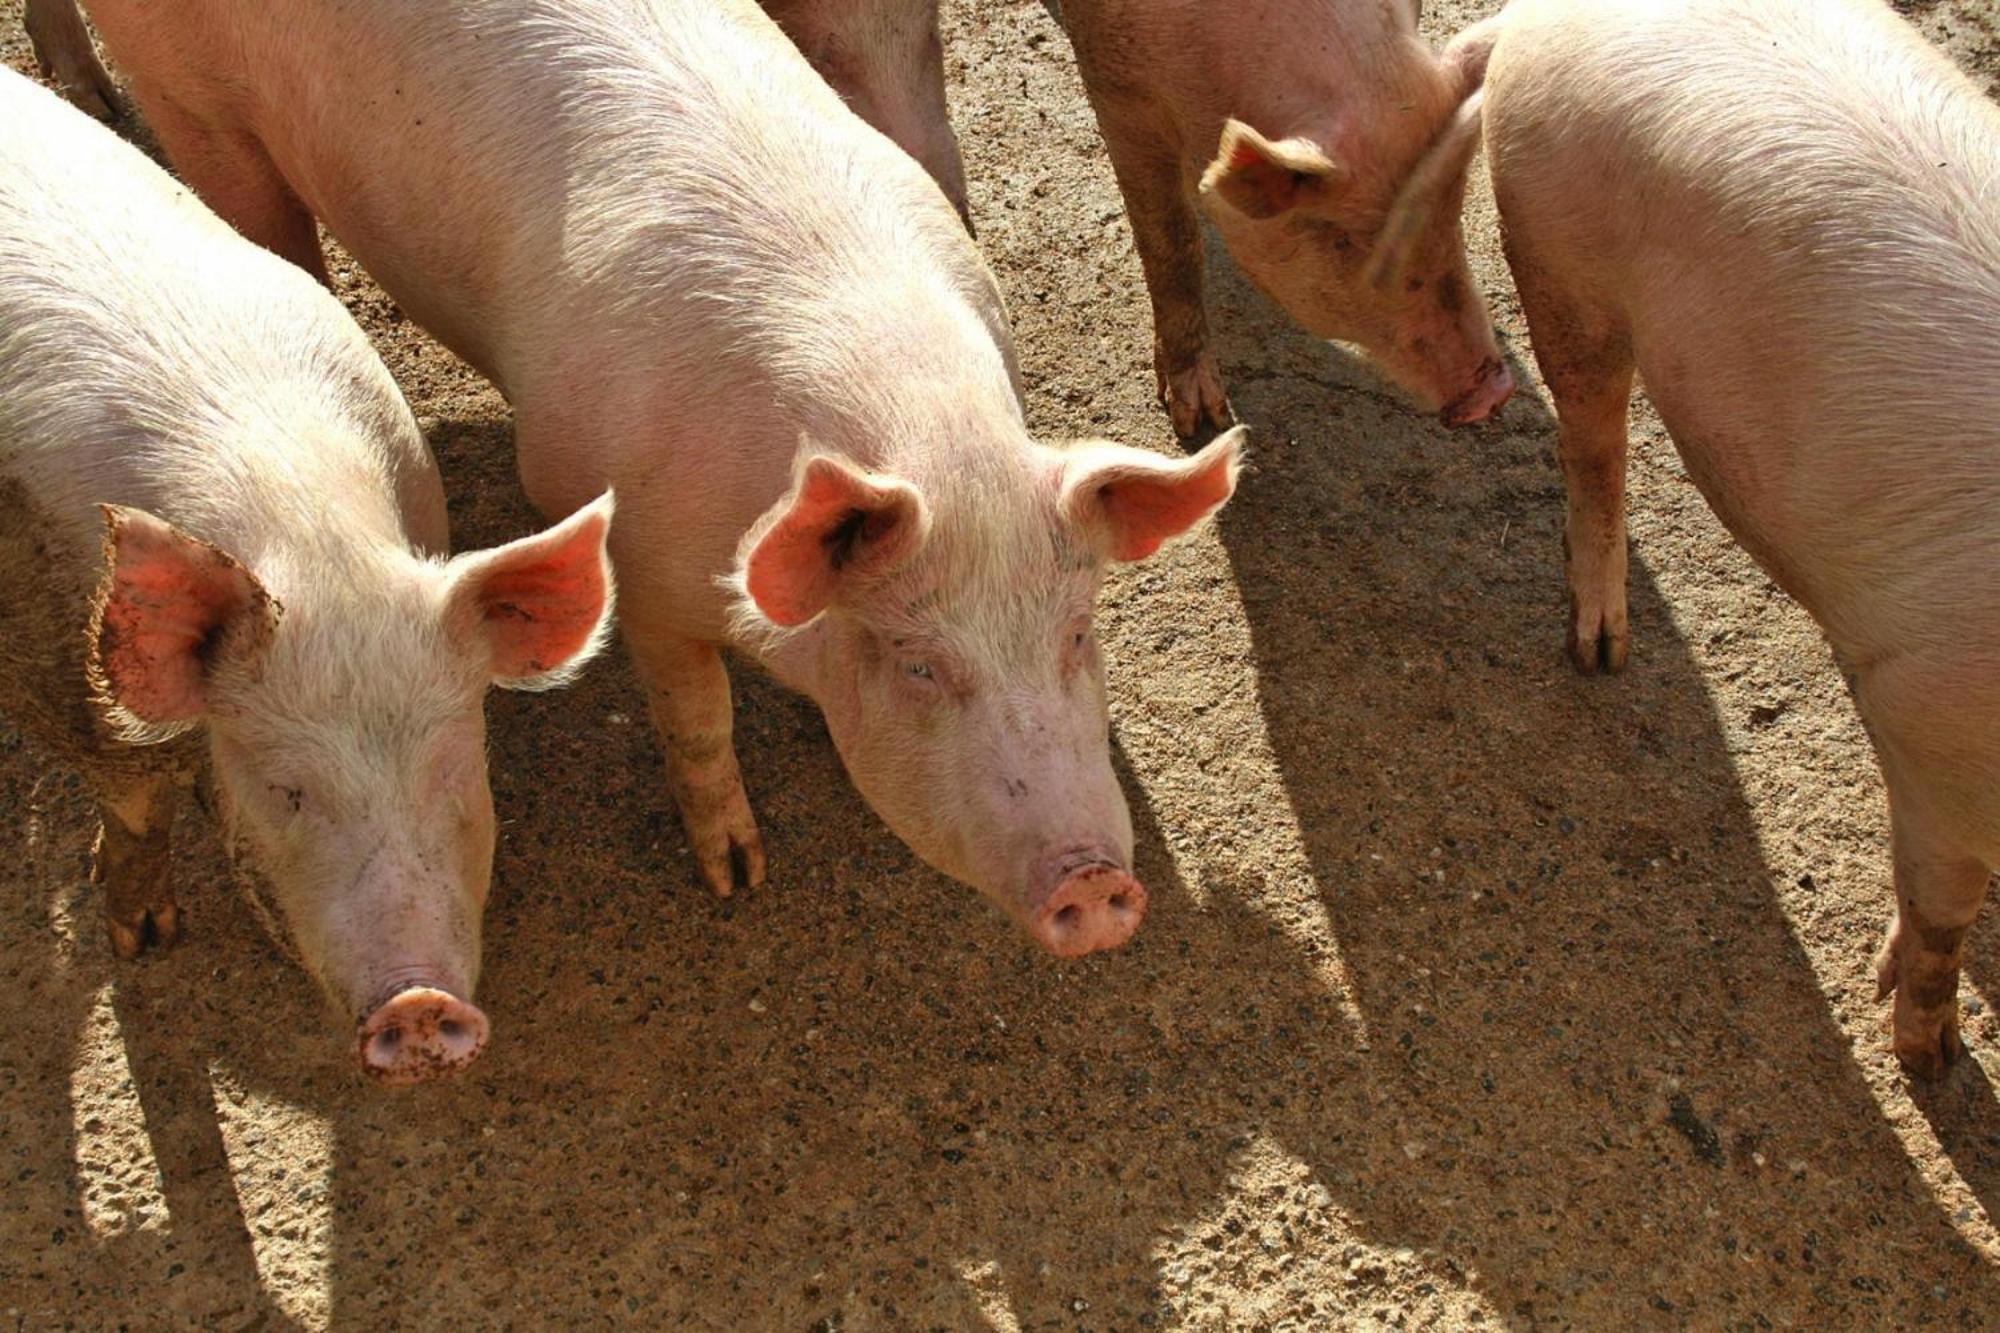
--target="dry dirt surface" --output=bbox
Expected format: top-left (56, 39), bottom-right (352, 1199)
top-left (5, 0), bottom-right (2000, 1328)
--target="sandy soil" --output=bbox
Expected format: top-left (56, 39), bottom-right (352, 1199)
top-left (4, 0), bottom-right (2000, 1328)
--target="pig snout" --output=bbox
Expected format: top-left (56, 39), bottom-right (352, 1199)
top-left (356, 986), bottom-right (490, 1085)
top-left (1029, 852), bottom-right (1149, 958)
top-left (1440, 358), bottom-right (1515, 428)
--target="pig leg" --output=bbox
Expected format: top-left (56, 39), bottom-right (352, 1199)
top-left (93, 774), bottom-right (180, 960)
top-left (1503, 234), bottom-right (1634, 672)
top-left (138, 98), bottom-right (328, 282)
top-left (628, 631), bottom-right (767, 896)
top-left (1103, 139), bottom-right (1231, 438)
top-left (23, 0), bottom-right (123, 122)
top-left (1873, 782), bottom-right (1990, 1080)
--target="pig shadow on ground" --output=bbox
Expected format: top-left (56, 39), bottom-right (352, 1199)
top-left (0, 740), bottom-right (303, 1329)
top-left (1190, 228), bottom-right (2000, 1323)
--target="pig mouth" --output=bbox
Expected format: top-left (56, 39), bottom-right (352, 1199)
top-left (1439, 358), bottom-right (1515, 427)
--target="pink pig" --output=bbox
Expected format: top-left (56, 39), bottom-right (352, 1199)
top-left (759, 0), bottom-right (973, 229)
top-left (0, 69), bottom-right (614, 1084)
top-left (1471, 0), bottom-right (2000, 1076)
top-left (1058, 0), bottom-right (1512, 436)
top-left (33, 0), bottom-right (1245, 956)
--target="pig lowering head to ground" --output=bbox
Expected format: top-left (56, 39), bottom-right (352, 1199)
top-left (1058, 0), bottom-right (1512, 436)
top-left (47, 0), bottom-right (1239, 957)
top-left (1473, 0), bottom-right (2000, 1077)
top-left (0, 69), bottom-right (615, 1084)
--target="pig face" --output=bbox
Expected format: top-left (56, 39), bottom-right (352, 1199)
top-left (89, 496), bottom-right (615, 1082)
top-left (1197, 86), bottom-right (1512, 426)
top-left (737, 430), bottom-right (1244, 957)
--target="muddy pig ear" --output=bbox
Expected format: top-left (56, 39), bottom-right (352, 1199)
top-left (446, 491), bottom-right (616, 690)
top-left (740, 454), bottom-right (931, 628)
top-left (1200, 120), bottom-right (1342, 220)
top-left (89, 505), bottom-right (278, 736)
top-left (1060, 426), bottom-right (1247, 563)
top-left (1363, 88), bottom-right (1485, 293)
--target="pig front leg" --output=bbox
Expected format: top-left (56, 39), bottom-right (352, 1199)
top-left (630, 631), bottom-right (767, 896)
top-left (1502, 231), bottom-right (1634, 672)
top-left (23, 0), bottom-right (124, 122)
top-left (139, 97), bottom-right (329, 283)
top-left (92, 773), bottom-right (181, 959)
top-left (1104, 139), bottom-right (1232, 438)
top-left (1874, 789), bottom-right (1990, 1080)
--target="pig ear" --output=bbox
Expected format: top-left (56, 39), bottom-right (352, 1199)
top-left (1363, 89), bottom-right (1485, 293)
top-left (1200, 120), bottom-right (1341, 221)
top-left (1060, 427), bottom-right (1247, 563)
top-left (445, 491), bottom-right (616, 690)
top-left (740, 454), bottom-right (931, 628)
top-left (88, 505), bottom-right (278, 738)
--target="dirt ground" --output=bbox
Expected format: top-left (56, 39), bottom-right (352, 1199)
top-left (5, 0), bottom-right (2000, 1328)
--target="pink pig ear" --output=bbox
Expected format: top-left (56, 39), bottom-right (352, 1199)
top-left (741, 454), bottom-right (930, 628)
top-left (1200, 120), bottom-right (1342, 220)
top-left (446, 491), bottom-right (616, 689)
top-left (1060, 427), bottom-right (1247, 562)
top-left (89, 505), bottom-right (278, 734)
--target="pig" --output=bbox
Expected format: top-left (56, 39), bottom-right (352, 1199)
top-left (0, 68), bottom-right (616, 1084)
top-left (22, 0), bottom-right (121, 119)
top-left (52, 0), bottom-right (1244, 957)
top-left (1055, 0), bottom-right (1513, 437)
top-left (757, 0), bottom-right (974, 230)
top-left (1470, 0), bottom-right (2000, 1077)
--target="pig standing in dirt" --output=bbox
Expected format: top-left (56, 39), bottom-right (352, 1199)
top-left (0, 69), bottom-right (616, 1084)
top-left (34, 0), bottom-right (1245, 957)
top-left (1056, 0), bottom-right (1513, 436)
top-left (758, 0), bottom-right (974, 230)
top-left (1468, 0), bottom-right (2000, 1077)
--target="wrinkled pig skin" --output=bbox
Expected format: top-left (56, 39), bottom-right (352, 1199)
top-left (54, 0), bottom-right (1244, 955)
top-left (1477, 0), bottom-right (2000, 1078)
top-left (1058, 0), bottom-right (1511, 436)
top-left (0, 68), bottom-right (615, 1083)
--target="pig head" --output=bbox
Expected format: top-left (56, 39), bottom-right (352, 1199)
top-left (89, 496), bottom-right (616, 1083)
top-left (1195, 40), bottom-right (1511, 426)
top-left (737, 429), bottom-right (1245, 956)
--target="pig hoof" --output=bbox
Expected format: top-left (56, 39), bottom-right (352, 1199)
top-left (695, 825), bottom-right (766, 898)
top-left (1566, 602), bottom-right (1629, 674)
top-left (105, 903), bottom-right (180, 961)
top-left (1893, 1016), bottom-right (1963, 1082)
top-left (1156, 351), bottom-right (1233, 440)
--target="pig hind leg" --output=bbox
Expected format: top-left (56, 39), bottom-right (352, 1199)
top-left (93, 772), bottom-right (182, 959)
top-left (627, 629), bottom-right (767, 897)
top-left (1103, 136), bottom-right (1231, 439)
top-left (1503, 229), bottom-right (1634, 672)
top-left (1873, 782), bottom-right (1990, 1080)
top-left (140, 98), bottom-right (327, 282)
top-left (23, 0), bottom-right (123, 121)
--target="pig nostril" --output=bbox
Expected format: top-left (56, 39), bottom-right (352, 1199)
top-left (1109, 892), bottom-right (1130, 912)
top-left (439, 1020), bottom-right (463, 1040)
top-left (1054, 904), bottom-right (1081, 928)
top-left (375, 1027), bottom-right (402, 1052)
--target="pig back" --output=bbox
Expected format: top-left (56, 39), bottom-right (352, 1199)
top-left (1489, 0), bottom-right (2000, 654)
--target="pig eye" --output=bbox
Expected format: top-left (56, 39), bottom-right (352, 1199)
top-left (904, 661), bottom-right (934, 680)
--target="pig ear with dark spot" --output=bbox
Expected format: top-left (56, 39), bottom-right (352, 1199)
top-left (88, 505), bottom-right (278, 740)
top-left (446, 491), bottom-right (616, 690)
top-left (741, 455), bottom-right (930, 628)
top-left (1060, 426), bottom-right (1247, 563)
top-left (1200, 121), bottom-right (1341, 221)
